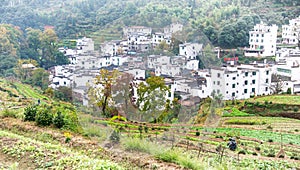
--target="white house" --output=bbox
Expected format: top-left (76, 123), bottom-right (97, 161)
top-left (76, 54), bottom-right (112, 70)
top-left (49, 65), bottom-right (74, 89)
top-left (127, 33), bottom-right (151, 52)
top-left (282, 16), bottom-right (300, 45)
top-left (76, 37), bottom-right (94, 54)
top-left (151, 32), bottom-right (172, 48)
top-left (123, 26), bottom-right (152, 37)
top-left (244, 22), bottom-right (278, 57)
top-left (210, 63), bottom-right (272, 100)
top-left (179, 43), bottom-right (203, 60)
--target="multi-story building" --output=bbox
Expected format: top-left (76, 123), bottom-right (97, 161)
top-left (282, 16), bottom-right (300, 45)
top-left (210, 63), bottom-right (272, 100)
top-left (76, 37), bottom-right (94, 54)
top-left (151, 32), bottom-right (172, 48)
top-left (179, 43), bottom-right (203, 60)
top-left (244, 22), bottom-right (278, 57)
top-left (123, 26), bottom-right (152, 37)
top-left (127, 33), bottom-right (151, 52)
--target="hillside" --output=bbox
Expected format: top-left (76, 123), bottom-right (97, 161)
top-left (1, 78), bottom-right (300, 169)
top-left (0, 0), bottom-right (299, 48)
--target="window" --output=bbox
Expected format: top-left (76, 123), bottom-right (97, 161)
top-left (265, 87), bottom-right (268, 92)
top-left (226, 91), bottom-right (228, 94)
top-left (232, 84), bottom-right (236, 88)
top-left (217, 89), bottom-right (220, 93)
top-left (252, 72), bottom-right (256, 76)
top-left (265, 79), bottom-right (269, 83)
top-left (252, 80), bottom-right (256, 84)
top-left (232, 92), bottom-right (235, 97)
top-left (266, 70), bottom-right (269, 75)
top-left (232, 77), bottom-right (236, 80)
top-left (217, 73), bottom-right (221, 78)
top-left (244, 89), bottom-right (248, 93)
top-left (252, 88), bottom-right (255, 92)
top-left (227, 75), bottom-right (229, 77)
top-left (226, 83), bottom-right (229, 86)
top-left (245, 80), bottom-right (248, 85)
top-left (245, 72), bottom-right (248, 77)
top-left (213, 81), bottom-right (215, 85)
top-left (217, 81), bottom-right (220, 85)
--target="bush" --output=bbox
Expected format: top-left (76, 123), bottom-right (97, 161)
top-left (109, 130), bottom-right (120, 144)
top-left (35, 107), bottom-right (53, 126)
top-left (238, 150), bottom-right (246, 155)
top-left (255, 146), bottom-right (261, 151)
top-left (267, 139), bottom-right (273, 142)
top-left (24, 105), bottom-right (37, 121)
top-left (195, 131), bottom-right (200, 136)
top-left (0, 109), bottom-right (17, 118)
top-left (293, 106), bottom-right (299, 112)
top-left (53, 111), bottom-right (65, 129)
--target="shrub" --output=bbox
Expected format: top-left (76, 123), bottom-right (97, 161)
top-left (238, 150), bottom-right (246, 155)
top-left (293, 106), bottom-right (299, 112)
top-left (53, 111), bottom-right (65, 129)
top-left (267, 139), bottom-right (273, 142)
top-left (35, 107), bottom-right (53, 126)
top-left (252, 152), bottom-right (258, 156)
top-left (24, 105), bottom-right (37, 121)
top-left (295, 129), bottom-right (299, 132)
top-left (0, 109), bottom-right (17, 118)
top-left (255, 146), bottom-right (261, 151)
top-left (195, 131), bottom-right (200, 136)
top-left (109, 130), bottom-right (120, 144)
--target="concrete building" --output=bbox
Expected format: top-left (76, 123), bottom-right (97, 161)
top-left (151, 33), bottom-right (172, 48)
top-left (210, 63), bottom-right (272, 100)
top-left (179, 43), bottom-right (203, 60)
top-left (282, 16), bottom-right (300, 45)
top-left (244, 22), bottom-right (278, 57)
top-left (76, 37), bottom-right (94, 54)
top-left (123, 26), bottom-right (152, 37)
top-left (128, 33), bottom-right (151, 52)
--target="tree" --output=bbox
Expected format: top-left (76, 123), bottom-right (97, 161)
top-left (54, 86), bottom-right (73, 102)
top-left (199, 44), bottom-right (221, 68)
top-left (111, 72), bottom-right (136, 118)
top-left (136, 76), bottom-right (170, 122)
top-left (39, 28), bottom-right (69, 69)
top-left (270, 74), bottom-right (284, 94)
top-left (88, 69), bottom-right (119, 118)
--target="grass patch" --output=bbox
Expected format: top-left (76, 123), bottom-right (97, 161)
top-left (223, 108), bottom-right (254, 117)
top-left (225, 118), bottom-right (267, 125)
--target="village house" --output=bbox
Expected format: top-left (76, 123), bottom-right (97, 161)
top-left (49, 65), bottom-right (74, 89)
top-left (210, 62), bottom-right (272, 100)
top-left (282, 16), bottom-right (300, 45)
top-left (123, 26), bottom-right (152, 37)
top-left (127, 33), bottom-right (151, 52)
top-left (151, 32), bottom-right (172, 48)
top-left (179, 43), bottom-right (203, 60)
top-left (244, 22), bottom-right (278, 57)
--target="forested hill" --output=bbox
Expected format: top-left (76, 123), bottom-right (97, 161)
top-left (0, 0), bottom-right (299, 48)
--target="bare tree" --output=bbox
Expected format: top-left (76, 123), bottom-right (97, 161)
top-left (270, 73), bottom-right (284, 94)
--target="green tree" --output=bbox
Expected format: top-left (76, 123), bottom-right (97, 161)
top-left (88, 69), bottom-right (119, 118)
top-left (136, 76), bottom-right (170, 122)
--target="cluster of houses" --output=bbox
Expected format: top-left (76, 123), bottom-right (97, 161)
top-left (49, 16), bottom-right (300, 106)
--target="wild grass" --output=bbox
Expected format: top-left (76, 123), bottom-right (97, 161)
top-left (122, 137), bottom-right (206, 170)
